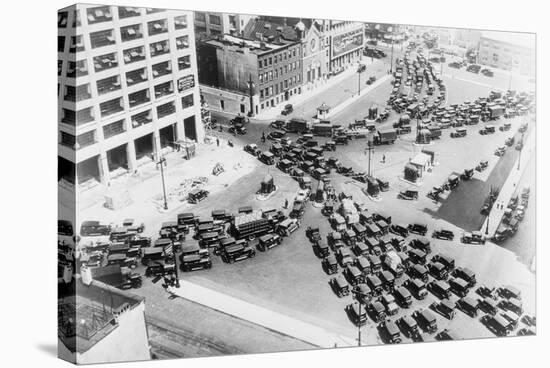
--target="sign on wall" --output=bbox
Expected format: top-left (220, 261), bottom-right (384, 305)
top-left (178, 75), bottom-right (195, 92)
top-left (332, 31), bottom-right (364, 58)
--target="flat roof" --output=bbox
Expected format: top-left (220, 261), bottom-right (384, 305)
top-left (481, 31), bottom-right (535, 49)
top-left (58, 277), bottom-right (144, 354)
top-left (204, 34), bottom-right (288, 55)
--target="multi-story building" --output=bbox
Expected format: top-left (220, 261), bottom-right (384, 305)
top-left (58, 4), bottom-right (202, 187)
top-left (478, 31), bottom-right (535, 76)
top-left (194, 11), bottom-right (255, 41)
top-left (318, 20), bottom-right (364, 73)
top-left (58, 277), bottom-right (150, 364)
top-left (198, 34), bottom-right (303, 115)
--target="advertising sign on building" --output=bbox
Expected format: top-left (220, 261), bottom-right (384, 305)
top-left (178, 75), bottom-right (195, 92)
top-left (332, 31), bottom-right (364, 58)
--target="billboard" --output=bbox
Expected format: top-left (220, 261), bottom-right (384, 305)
top-left (177, 75), bottom-right (195, 92)
top-left (332, 31), bottom-right (364, 58)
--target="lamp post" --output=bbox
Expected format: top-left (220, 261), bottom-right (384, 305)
top-left (517, 131), bottom-right (525, 170)
top-left (247, 74), bottom-right (255, 117)
top-left (154, 155), bottom-right (168, 210)
top-left (351, 289), bottom-right (369, 346)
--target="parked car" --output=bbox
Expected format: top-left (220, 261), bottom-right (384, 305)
top-left (431, 299), bottom-right (456, 319)
top-left (457, 296), bottom-right (479, 317)
top-left (331, 275), bottom-right (351, 297)
top-left (379, 319), bottom-right (402, 343)
top-left (413, 309), bottom-right (438, 333)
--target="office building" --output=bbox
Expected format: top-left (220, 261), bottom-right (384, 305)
top-left (478, 31), bottom-right (535, 76)
top-left (58, 4), bottom-right (203, 187)
top-left (194, 11), bottom-right (255, 41)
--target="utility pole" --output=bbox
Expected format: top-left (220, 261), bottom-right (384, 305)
top-left (357, 63), bottom-right (365, 96)
top-left (390, 35), bottom-right (395, 74)
top-left (155, 155), bottom-right (168, 210)
top-left (351, 289), bottom-right (369, 346)
top-left (517, 131), bottom-right (525, 170)
top-left (366, 140), bottom-right (374, 176)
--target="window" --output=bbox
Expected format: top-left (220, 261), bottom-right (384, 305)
top-left (181, 94), bottom-right (194, 109)
top-left (128, 89), bottom-right (150, 108)
top-left (62, 108), bottom-right (94, 126)
top-left (195, 12), bottom-right (206, 22)
top-left (154, 81), bottom-right (174, 99)
top-left (146, 8), bottom-right (165, 14)
top-left (131, 110), bottom-right (152, 128)
top-left (156, 101), bottom-right (176, 118)
top-left (260, 90), bottom-right (264, 99)
top-left (77, 130), bottom-right (96, 149)
top-left (259, 74), bottom-right (263, 84)
top-left (74, 84), bottom-right (92, 101)
top-left (90, 29), bottom-right (115, 49)
top-left (58, 12), bottom-right (68, 28)
top-left (493, 53), bottom-right (499, 62)
top-left (103, 119), bottom-right (125, 139)
top-left (121, 24), bottom-right (143, 42)
top-left (175, 15), bottom-right (188, 29)
top-left (58, 36), bottom-right (65, 52)
top-left (123, 46), bottom-right (145, 64)
top-left (97, 75), bottom-right (121, 95)
top-left (93, 53), bottom-right (118, 72)
top-left (152, 61), bottom-right (172, 78)
top-left (72, 10), bottom-right (80, 27)
top-left (293, 48), bottom-right (296, 57)
top-left (269, 86), bottom-right (273, 96)
top-left (118, 6), bottom-right (141, 19)
top-left (125, 68), bottom-right (147, 86)
top-left (269, 57), bottom-right (272, 65)
top-left (100, 97), bottom-right (124, 117)
top-left (60, 132), bottom-right (76, 149)
top-left (209, 14), bottom-right (221, 25)
top-left (176, 35), bottom-right (189, 50)
top-left (148, 19), bottom-right (168, 36)
top-left (58, 60), bottom-right (63, 76)
top-left (86, 6), bottom-right (112, 25)
top-left (275, 69), bottom-right (278, 78)
top-left (177, 55), bottom-right (191, 70)
top-left (150, 40), bottom-right (170, 57)
top-left (265, 88), bottom-right (269, 97)
top-left (69, 35), bottom-right (84, 53)
top-left (269, 71), bottom-right (273, 80)
top-left (275, 84), bottom-right (278, 94)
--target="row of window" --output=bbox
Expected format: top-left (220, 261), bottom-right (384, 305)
top-left (194, 12), bottom-right (221, 26)
top-left (58, 7), bottom-right (170, 28)
top-left (258, 60), bottom-right (301, 84)
top-left (259, 75), bottom-right (300, 100)
top-left (260, 87), bottom-right (301, 110)
top-left (58, 18), bottom-right (188, 54)
top-left (258, 47), bottom-right (299, 69)
top-left (61, 93), bottom-right (194, 133)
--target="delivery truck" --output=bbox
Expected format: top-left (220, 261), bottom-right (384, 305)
top-left (374, 128), bottom-right (398, 145)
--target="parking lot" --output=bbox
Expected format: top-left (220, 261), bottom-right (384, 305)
top-left (75, 43), bottom-right (536, 353)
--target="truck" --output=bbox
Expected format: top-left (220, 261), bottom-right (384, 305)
top-left (428, 126), bottom-right (442, 139)
top-left (382, 251), bottom-right (404, 278)
top-left (286, 118), bottom-right (310, 133)
top-left (374, 129), bottom-right (398, 145)
top-left (312, 122), bottom-right (334, 137)
top-left (484, 105), bottom-right (505, 121)
top-left (229, 210), bottom-right (276, 240)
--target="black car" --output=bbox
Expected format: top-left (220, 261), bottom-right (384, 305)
top-left (432, 229), bottom-right (454, 240)
top-left (408, 223), bottom-right (428, 236)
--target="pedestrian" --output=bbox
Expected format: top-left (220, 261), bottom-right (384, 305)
top-left (261, 132), bottom-right (266, 143)
top-left (284, 198), bottom-right (289, 209)
top-left (216, 137), bottom-right (220, 147)
top-left (382, 154), bottom-right (386, 163)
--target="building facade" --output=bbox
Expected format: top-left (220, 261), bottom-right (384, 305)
top-left (194, 11), bottom-right (255, 41)
top-left (198, 34), bottom-right (303, 115)
top-left (58, 5), bottom-right (202, 187)
top-left (319, 20), bottom-right (364, 73)
top-left (478, 31), bottom-right (535, 76)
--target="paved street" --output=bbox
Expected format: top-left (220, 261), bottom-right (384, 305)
top-left (76, 40), bottom-right (536, 356)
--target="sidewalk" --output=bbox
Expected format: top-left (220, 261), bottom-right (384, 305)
top-left (254, 56), bottom-right (377, 121)
top-left (480, 123), bottom-right (535, 235)
top-left (169, 281), bottom-right (356, 348)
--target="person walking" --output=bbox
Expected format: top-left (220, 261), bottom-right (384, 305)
top-left (382, 154), bottom-right (386, 163)
top-left (261, 132), bottom-right (266, 143)
top-left (216, 137), bottom-right (220, 147)
top-left (284, 198), bottom-right (289, 209)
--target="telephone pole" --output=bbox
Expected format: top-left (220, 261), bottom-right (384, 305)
top-left (247, 74), bottom-right (255, 117)
top-left (366, 140), bottom-right (374, 176)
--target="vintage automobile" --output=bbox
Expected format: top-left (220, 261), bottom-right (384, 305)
top-left (257, 234), bottom-right (282, 252)
top-left (498, 298), bottom-right (523, 315)
top-left (389, 223), bottom-right (409, 238)
top-left (313, 239), bottom-right (330, 258)
top-left (432, 229), bottom-right (455, 241)
top-left (344, 265), bottom-right (364, 286)
top-left (431, 254), bottom-right (455, 271)
top-left (306, 226), bottom-right (321, 243)
top-left (431, 298), bottom-right (456, 319)
top-left (428, 279), bottom-right (452, 299)
top-left (497, 285), bottom-right (522, 300)
top-left (337, 247), bottom-right (354, 267)
top-left (180, 253), bottom-right (212, 272)
top-left (281, 103), bottom-right (293, 116)
top-left (379, 294), bottom-right (399, 316)
top-left (379, 271), bottom-right (396, 291)
top-left (379, 319), bottom-right (402, 344)
top-left (346, 302), bottom-right (368, 326)
top-left (267, 130), bottom-right (287, 142)
top-left (478, 296), bottom-right (499, 316)
top-left (220, 242), bottom-right (256, 263)
top-left (413, 309), bottom-right (438, 333)
top-left (436, 329), bottom-right (460, 341)
top-left (408, 223), bottom-right (428, 236)
top-left (404, 278), bottom-right (428, 300)
top-left (481, 314), bottom-right (512, 337)
top-left (259, 151), bottom-right (275, 165)
top-left (409, 237), bottom-right (431, 254)
top-left (366, 274), bottom-right (384, 295)
top-left (427, 261), bottom-right (449, 280)
top-left (145, 261), bottom-right (175, 277)
top-left (327, 231), bottom-right (345, 250)
top-left (276, 158), bottom-right (294, 173)
top-left (448, 277), bottom-right (471, 298)
top-left (188, 189), bottom-right (209, 204)
top-left (457, 296), bottom-right (479, 317)
top-left (331, 275), bottom-right (351, 297)
top-left (367, 301), bottom-right (387, 323)
top-left (322, 254), bottom-right (339, 275)
top-left (409, 263), bottom-right (429, 283)
top-left (398, 190), bottom-right (419, 200)
top-left (276, 218), bottom-right (300, 237)
top-left (475, 160), bottom-right (489, 172)
top-left (398, 315), bottom-right (421, 339)
top-left (461, 231), bottom-right (486, 244)
top-left (476, 284), bottom-right (496, 299)
top-left (228, 123), bottom-right (247, 135)
top-left (408, 248), bottom-right (427, 265)
top-left (452, 267), bottom-right (477, 287)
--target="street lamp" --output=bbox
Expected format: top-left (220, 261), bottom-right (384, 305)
top-left (351, 289), bottom-right (369, 346)
top-left (247, 74), bottom-right (255, 117)
top-left (153, 154), bottom-right (168, 210)
top-left (517, 131), bottom-right (525, 170)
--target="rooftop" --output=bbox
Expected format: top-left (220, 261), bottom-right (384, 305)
top-left (481, 30), bottom-right (535, 49)
top-left (243, 19), bottom-right (299, 42)
top-left (58, 277), bottom-right (144, 354)
top-left (204, 34), bottom-right (288, 55)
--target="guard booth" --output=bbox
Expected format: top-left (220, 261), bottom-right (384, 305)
top-left (259, 174), bottom-right (276, 195)
top-left (368, 106), bottom-right (378, 120)
top-left (317, 103), bottom-right (331, 120)
top-left (410, 153), bottom-right (431, 178)
top-left (404, 163), bottom-right (421, 183)
top-left (366, 175), bottom-right (380, 197)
